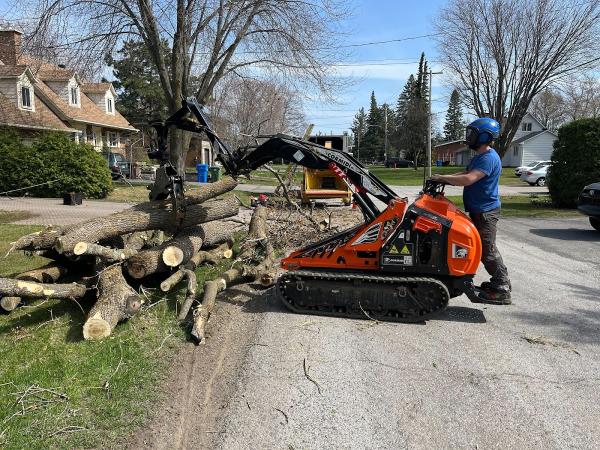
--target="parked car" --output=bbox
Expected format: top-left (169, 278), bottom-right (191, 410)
top-left (103, 152), bottom-right (131, 179)
top-left (385, 157), bottom-right (414, 168)
top-left (520, 161), bottom-right (551, 186)
top-left (578, 182), bottom-right (600, 232)
top-left (515, 160), bottom-right (550, 177)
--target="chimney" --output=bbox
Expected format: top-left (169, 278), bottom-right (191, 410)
top-left (0, 29), bottom-right (23, 66)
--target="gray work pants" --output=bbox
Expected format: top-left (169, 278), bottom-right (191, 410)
top-left (469, 208), bottom-right (511, 290)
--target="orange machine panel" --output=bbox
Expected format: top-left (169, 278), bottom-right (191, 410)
top-left (413, 194), bottom-right (482, 276)
top-left (282, 198), bottom-right (408, 271)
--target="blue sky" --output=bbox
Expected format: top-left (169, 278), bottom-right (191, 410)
top-left (0, 0), bottom-right (452, 134)
top-left (306, 0), bottom-right (450, 134)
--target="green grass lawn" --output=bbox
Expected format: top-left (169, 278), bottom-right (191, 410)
top-left (0, 210), bottom-right (38, 225)
top-left (0, 223), bottom-right (234, 449)
top-left (446, 194), bottom-right (579, 218)
top-left (227, 164), bottom-right (523, 187)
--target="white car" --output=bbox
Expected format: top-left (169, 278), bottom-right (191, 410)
top-left (520, 161), bottom-right (551, 186)
top-left (514, 160), bottom-right (550, 177)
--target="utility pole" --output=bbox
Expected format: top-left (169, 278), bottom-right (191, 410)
top-left (384, 107), bottom-right (388, 162)
top-left (427, 70), bottom-right (443, 177)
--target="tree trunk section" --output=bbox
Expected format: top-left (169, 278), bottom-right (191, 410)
top-left (54, 178), bottom-right (238, 254)
top-left (161, 221), bottom-right (235, 268)
top-left (160, 242), bottom-right (233, 292)
top-left (83, 265), bottom-right (141, 340)
top-left (191, 206), bottom-right (272, 343)
top-left (0, 277), bottom-right (86, 299)
top-left (15, 262), bottom-right (68, 283)
top-left (126, 211), bottom-right (237, 279)
top-left (73, 242), bottom-right (138, 262)
top-left (1, 296), bottom-right (21, 312)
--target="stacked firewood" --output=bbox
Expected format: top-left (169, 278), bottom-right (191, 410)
top-left (0, 177), bottom-right (275, 343)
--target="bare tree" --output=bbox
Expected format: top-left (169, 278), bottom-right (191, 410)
top-left (530, 88), bottom-right (566, 131)
top-left (436, 0), bottom-right (600, 157)
top-left (22, 0), bottom-right (348, 170)
top-left (210, 76), bottom-right (307, 148)
top-left (560, 74), bottom-right (600, 121)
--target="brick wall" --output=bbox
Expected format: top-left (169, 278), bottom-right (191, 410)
top-left (0, 30), bottom-right (22, 66)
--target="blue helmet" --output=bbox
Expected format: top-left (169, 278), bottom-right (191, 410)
top-left (465, 117), bottom-right (500, 149)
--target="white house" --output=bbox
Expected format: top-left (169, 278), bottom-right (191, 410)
top-left (501, 112), bottom-right (557, 167)
top-left (435, 112), bottom-right (557, 167)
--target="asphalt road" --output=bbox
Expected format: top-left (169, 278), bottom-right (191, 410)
top-left (132, 215), bottom-right (600, 450)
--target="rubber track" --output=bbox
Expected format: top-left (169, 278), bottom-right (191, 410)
top-left (277, 270), bottom-right (450, 323)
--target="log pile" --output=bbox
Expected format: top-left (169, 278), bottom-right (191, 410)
top-left (0, 177), bottom-right (246, 340)
top-left (1, 173), bottom-right (350, 344)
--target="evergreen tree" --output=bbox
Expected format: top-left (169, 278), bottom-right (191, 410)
top-left (351, 107), bottom-right (367, 160)
top-left (105, 40), bottom-right (170, 123)
top-left (380, 102), bottom-right (396, 158)
top-left (361, 91), bottom-right (385, 161)
top-left (394, 52), bottom-right (430, 167)
top-left (443, 89), bottom-right (464, 141)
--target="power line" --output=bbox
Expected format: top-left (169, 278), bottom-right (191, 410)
top-left (334, 59), bottom-right (442, 67)
top-left (203, 33), bottom-right (441, 56)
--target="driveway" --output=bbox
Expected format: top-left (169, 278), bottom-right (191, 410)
top-left (0, 197), bottom-right (132, 225)
top-left (132, 216), bottom-right (600, 449)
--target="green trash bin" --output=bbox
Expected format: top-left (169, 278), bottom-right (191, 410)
top-left (209, 166), bottom-right (222, 182)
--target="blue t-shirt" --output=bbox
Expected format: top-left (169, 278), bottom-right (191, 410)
top-left (463, 149), bottom-right (502, 213)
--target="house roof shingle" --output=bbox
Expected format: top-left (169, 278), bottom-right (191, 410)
top-left (0, 92), bottom-right (77, 133)
top-left (35, 81), bottom-right (136, 131)
top-left (17, 55), bottom-right (76, 81)
top-left (0, 65), bottom-right (28, 77)
top-left (512, 130), bottom-right (552, 145)
top-left (0, 45), bottom-right (136, 134)
top-left (82, 82), bottom-right (113, 94)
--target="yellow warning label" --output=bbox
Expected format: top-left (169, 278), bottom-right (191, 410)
top-left (400, 245), bottom-right (411, 255)
top-left (389, 246), bottom-right (399, 254)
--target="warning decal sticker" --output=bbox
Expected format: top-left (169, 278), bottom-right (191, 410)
top-left (383, 242), bottom-right (414, 265)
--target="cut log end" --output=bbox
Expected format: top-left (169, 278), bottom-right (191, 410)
top-left (223, 249), bottom-right (233, 259)
top-left (125, 296), bottom-right (142, 317)
top-left (127, 262), bottom-right (148, 280)
top-left (260, 272), bottom-right (276, 287)
top-left (162, 246), bottom-right (185, 268)
top-left (73, 242), bottom-right (88, 256)
top-left (1, 296), bottom-right (22, 312)
top-left (83, 316), bottom-right (112, 340)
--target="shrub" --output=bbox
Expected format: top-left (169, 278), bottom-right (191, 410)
top-left (0, 131), bottom-right (112, 199)
top-left (548, 118), bottom-right (600, 208)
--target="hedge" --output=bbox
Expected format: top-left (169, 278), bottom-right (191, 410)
top-left (0, 130), bottom-right (112, 199)
top-left (548, 118), bottom-right (600, 208)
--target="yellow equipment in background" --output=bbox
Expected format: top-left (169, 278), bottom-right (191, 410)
top-left (301, 136), bottom-right (352, 205)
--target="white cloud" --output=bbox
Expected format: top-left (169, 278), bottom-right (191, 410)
top-left (331, 63), bottom-right (445, 88)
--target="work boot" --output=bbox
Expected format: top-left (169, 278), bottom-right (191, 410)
top-left (479, 280), bottom-right (512, 292)
top-left (473, 286), bottom-right (512, 305)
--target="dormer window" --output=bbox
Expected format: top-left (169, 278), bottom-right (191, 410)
top-left (106, 97), bottom-right (113, 113)
top-left (70, 86), bottom-right (79, 105)
top-left (21, 86), bottom-right (32, 109)
top-left (521, 122), bottom-right (532, 131)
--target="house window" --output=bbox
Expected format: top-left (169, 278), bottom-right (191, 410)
top-left (513, 146), bottom-right (519, 156)
top-left (106, 97), bottom-right (113, 113)
top-left (521, 122), bottom-right (532, 131)
top-left (70, 86), bottom-right (79, 105)
top-left (21, 86), bottom-right (32, 109)
top-left (108, 132), bottom-right (119, 147)
top-left (92, 131), bottom-right (98, 147)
